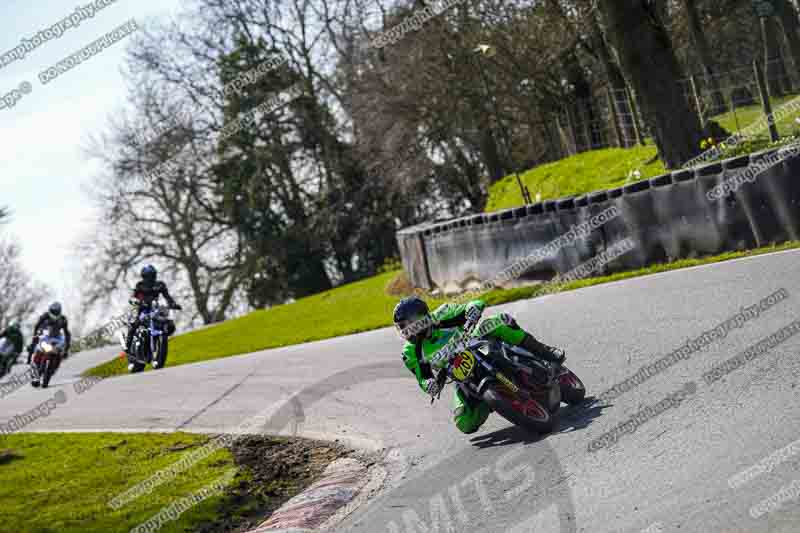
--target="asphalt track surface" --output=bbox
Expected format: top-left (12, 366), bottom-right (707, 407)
top-left (2, 249), bottom-right (800, 532)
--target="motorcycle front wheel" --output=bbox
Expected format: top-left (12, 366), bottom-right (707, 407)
top-left (153, 336), bottom-right (167, 369)
top-left (41, 359), bottom-right (52, 388)
top-left (482, 385), bottom-right (557, 434)
top-left (31, 357), bottom-right (41, 387)
top-left (129, 342), bottom-right (146, 373)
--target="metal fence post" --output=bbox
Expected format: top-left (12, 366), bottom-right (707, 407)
top-left (626, 85), bottom-right (646, 146)
top-left (606, 86), bottom-right (624, 148)
top-left (689, 74), bottom-right (706, 129)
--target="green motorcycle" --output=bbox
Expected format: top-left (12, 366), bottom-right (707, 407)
top-left (430, 328), bottom-right (584, 434)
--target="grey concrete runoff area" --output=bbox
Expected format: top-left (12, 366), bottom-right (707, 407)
top-left (2, 248), bottom-right (800, 532)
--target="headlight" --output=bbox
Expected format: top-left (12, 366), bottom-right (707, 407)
top-left (41, 342), bottom-right (53, 353)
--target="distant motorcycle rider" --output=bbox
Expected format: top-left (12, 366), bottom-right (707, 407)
top-left (122, 265), bottom-right (182, 362)
top-left (28, 302), bottom-right (71, 364)
top-left (0, 321), bottom-right (24, 373)
top-left (394, 296), bottom-right (565, 435)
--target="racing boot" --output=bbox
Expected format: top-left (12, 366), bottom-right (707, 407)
top-left (123, 349), bottom-right (135, 372)
top-left (519, 333), bottom-right (566, 366)
top-left (122, 328), bottom-right (135, 370)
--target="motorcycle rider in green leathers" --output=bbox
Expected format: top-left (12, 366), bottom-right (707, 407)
top-left (394, 297), bottom-right (565, 434)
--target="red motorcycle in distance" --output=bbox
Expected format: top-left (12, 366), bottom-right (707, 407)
top-left (31, 332), bottom-right (66, 388)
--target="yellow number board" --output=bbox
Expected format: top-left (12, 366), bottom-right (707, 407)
top-left (452, 349), bottom-right (477, 382)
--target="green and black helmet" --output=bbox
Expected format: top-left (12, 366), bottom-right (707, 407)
top-left (393, 297), bottom-right (433, 344)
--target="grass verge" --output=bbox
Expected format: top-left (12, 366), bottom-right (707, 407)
top-left (485, 145), bottom-right (664, 212)
top-left (0, 432), bottom-right (346, 533)
top-left (86, 241), bottom-right (800, 378)
top-left (485, 94), bottom-right (800, 212)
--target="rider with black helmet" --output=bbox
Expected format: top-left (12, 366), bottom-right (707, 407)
top-left (122, 265), bottom-right (182, 362)
top-left (393, 296), bottom-right (565, 434)
top-left (0, 320), bottom-right (24, 372)
top-left (28, 302), bottom-right (71, 364)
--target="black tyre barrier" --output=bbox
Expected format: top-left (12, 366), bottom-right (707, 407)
top-left (585, 191), bottom-right (612, 276)
top-left (556, 197), bottom-right (597, 270)
top-left (397, 147), bottom-right (800, 291)
top-left (549, 199), bottom-right (582, 274)
top-left (758, 146), bottom-right (800, 242)
top-left (719, 155), bottom-right (760, 252)
top-left (649, 173), bottom-right (683, 261)
top-left (734, 151), bottom-right (788, 248)
top-left (615, 179), bottom-right (667, 270)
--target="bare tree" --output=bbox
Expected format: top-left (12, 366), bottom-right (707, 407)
top-left (0, 240), bottom-right (50, 328)
top-left (83, 86), bottom-right (251, 325)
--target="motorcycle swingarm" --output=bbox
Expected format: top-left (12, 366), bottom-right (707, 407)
top-left (475, 374), bottom-right (532, 402)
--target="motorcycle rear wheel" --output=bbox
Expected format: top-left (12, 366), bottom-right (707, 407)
top-left (559, 368), bottom-right (586, 405)
top-left (482, 385), bottom-right (557, 434)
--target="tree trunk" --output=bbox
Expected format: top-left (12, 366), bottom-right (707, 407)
top-left (652, 0), bottom-right (669, 23)
top-left (542, 118), bottom-right (564, 162)
top-left (775, 0), bottom-right (800, 86)
top-left (763, 16), bottom-right (789, 96)
top-left (479, 122), bottom-right (506, 183)
top-left (594, 30), bottom-right (636, 146)
top-left (558, 111), bottom-right (579, 156)
top-left (599, 0), bottom-right (705, 168)
top-left (567, 57), bottom-right (605, 151)
top-left (565, 57), bottom-right (602, 150)
top-left (287, 246), bottom-right (332, 298)
top-left (680, 0), bottom-right (726, 113)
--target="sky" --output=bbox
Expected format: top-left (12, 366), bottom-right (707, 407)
top-left (0, 0), bottom-right (183, 315)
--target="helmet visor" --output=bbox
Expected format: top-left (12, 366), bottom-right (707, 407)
top-left (395, 314), bottom-right (431, 342)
